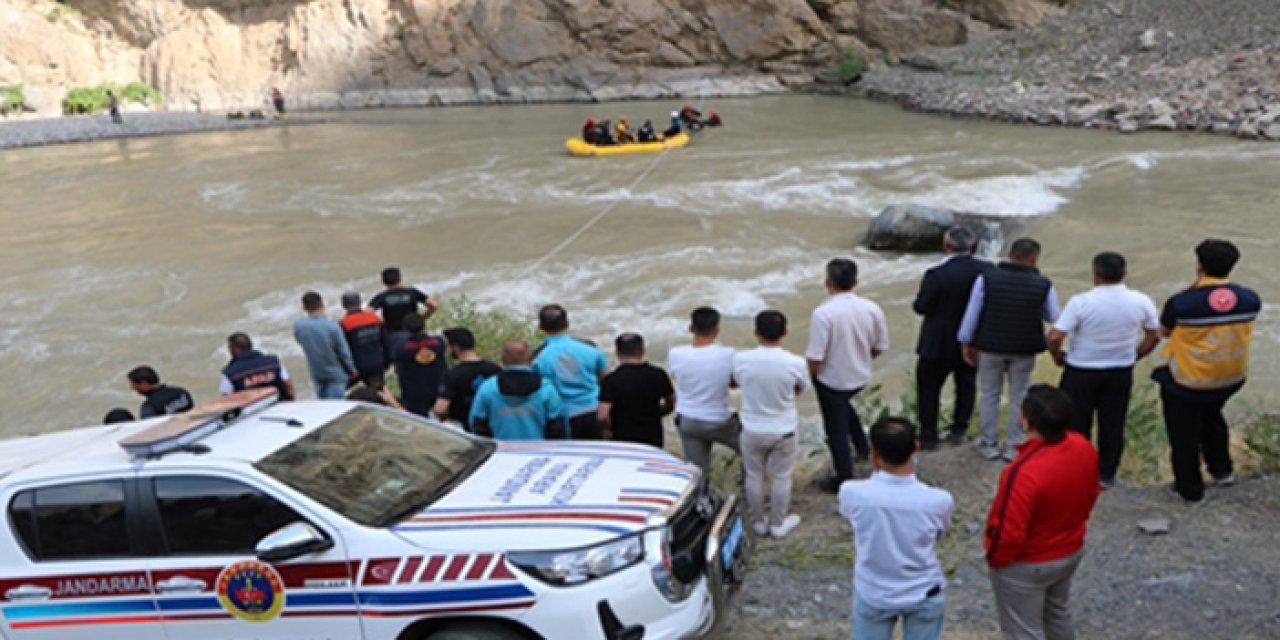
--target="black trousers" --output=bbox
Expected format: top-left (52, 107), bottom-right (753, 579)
top-left (814, 380), bottom-right (870, 480)
top-left (1160, 386), bottom-right (1234, 501)
top-left (916, 358), bottom-right (977, 445)
top-left (547, 412), bottom-right (603, 440)
top-left (1059, 365), bottom-right (1133, 482)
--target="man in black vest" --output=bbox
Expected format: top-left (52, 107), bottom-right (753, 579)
top-left (219, 332), bottom-right (296, 401)
top-left (957, 238), bottom-right (1060, 461)
top-left (127, 366), bottom-right (195, 418)
top-left (913, 227), bottom-right (990, 450)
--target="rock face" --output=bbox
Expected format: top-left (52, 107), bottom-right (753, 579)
top-left (0, 0), bottom-right (1061, 112)
top-left (863, 203), bottom-right (1011, 254)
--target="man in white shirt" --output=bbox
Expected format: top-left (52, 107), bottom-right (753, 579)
top-left (667, 307), bottom-right (740, 471)
top-left (735, 310), bottom-right (810, 539)
top-left (1047, 252), bottom-right (1160, 488)
top-left (840, 417), bottom-right (953, 640)
top-left (806, 258), bottom-right (890, 493)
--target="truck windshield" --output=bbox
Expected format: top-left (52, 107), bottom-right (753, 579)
top-left (255, 406), bottom-right (494, 527)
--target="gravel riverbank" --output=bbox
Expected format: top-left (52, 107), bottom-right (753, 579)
top-left (0, 112), bottom-right (316, 150)
top-left (859, 0), bottom-right (1280, 140)
top-left (709, 444), bottom-right (1280, 640)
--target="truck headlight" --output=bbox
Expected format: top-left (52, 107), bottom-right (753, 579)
top-left (508, 535), bottom-right (645, 586)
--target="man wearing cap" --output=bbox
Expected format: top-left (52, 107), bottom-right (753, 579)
top-left (339, 291), bottom-right (391, 387)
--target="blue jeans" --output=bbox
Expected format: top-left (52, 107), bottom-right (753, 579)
top-left (814, 380), bottom-right (870, 480)
top-left (313, 379), bottom-right (346, 400)
top-left (853, 591), bottom-right (946, 640)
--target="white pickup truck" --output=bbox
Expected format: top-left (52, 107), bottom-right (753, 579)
top-left (0, 389), bottom-right (746, 639)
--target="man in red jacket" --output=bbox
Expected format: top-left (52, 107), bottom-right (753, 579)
top-left (985, 384), bottom-right (1100, 640)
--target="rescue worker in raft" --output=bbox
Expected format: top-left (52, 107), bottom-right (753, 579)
top-left (582, 117), bottom-right (597, 144)
top-left (596, 119), bottom-right (616, 145)
top-left (637, 120), bottom-right (657, 143)
top-left (663, 111), bottom-right (682, 138)
top-left (680, 103), bottom-right (704, 131)
top-left (616, 116), bottom-right (635, 143)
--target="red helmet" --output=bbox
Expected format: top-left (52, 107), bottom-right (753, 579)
top-left (585, 117), bottom-right (595, 125)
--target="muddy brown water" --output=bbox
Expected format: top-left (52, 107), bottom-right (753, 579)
top-left (1, 95), bottom-right (1278, 434)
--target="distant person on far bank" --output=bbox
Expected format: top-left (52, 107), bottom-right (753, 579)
top-left (220, 332), bottom-right (295, 400)
top-left (840, 417), bottom-right (953, 640)
top-left (391, 314), bottom-right (447, 418)
top-left (127, 366), bottom-right (194, 418)
top-left (958, 238), bottom-right (1060, 462)
top-left (807, 257), bottom-right (889, 493)
top-left (471, 340), bottom-right (565, 441)
top-left (1048, 251), bottom-right (1160, 488)
top-left (668, 306), bottom-right (740, 471)
top-left (293, 291), bottom-right (356, 400)
top-left (270, 87), bottom-right (286, 120)
top-left (107, 89), bottom-right (122, 124)
top-left (1153, 239), bottom-right (1260, 503)
top-left (533, 304), bottom-right (608, 439)
top-left (913, 226), bottom-right (990, 450)
top-left (598, 333), bottom-right (675, 447)
top-left (986, 385), bottom-right (1100, 640)
top-left (339, 291), bottom-right (391, 387)
top-left (434, 327), bottom-right (502, 431)
top-left (370, 267), bottom-right (438, 333)
top-left (736, 310), bottom-right (809, 539)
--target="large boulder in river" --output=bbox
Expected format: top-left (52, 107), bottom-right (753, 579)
top-left (863, 204), bottom-right (1011, 254)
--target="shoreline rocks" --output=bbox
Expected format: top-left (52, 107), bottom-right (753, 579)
top-left (856, 0), bottom-right (1280, 142)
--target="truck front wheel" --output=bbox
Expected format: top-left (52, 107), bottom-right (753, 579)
top-left (425, 621), bottom-right (530, 640)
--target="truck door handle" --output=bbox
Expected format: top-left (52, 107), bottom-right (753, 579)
top-left (156, 576), bottom-right (208, 593)
top-left (5, 585), bottom-right (51, 601)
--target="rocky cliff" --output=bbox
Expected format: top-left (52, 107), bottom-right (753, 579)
top-left (1, 0), bottom-right (1066, 114)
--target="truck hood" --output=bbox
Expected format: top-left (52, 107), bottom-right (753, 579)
top-left (391, 441), bottom-right (698, 551)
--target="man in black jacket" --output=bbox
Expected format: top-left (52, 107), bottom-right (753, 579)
top-left (913, 227), bottom-right (990, 450)
top-left (957, 238), bottom-right (1060, 461)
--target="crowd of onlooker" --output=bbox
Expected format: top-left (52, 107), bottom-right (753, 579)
top-left (106, 232), bottom-right (1258, 640)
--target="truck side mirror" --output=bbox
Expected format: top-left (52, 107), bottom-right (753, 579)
top-left (255, 521), bottom-right (333, 563)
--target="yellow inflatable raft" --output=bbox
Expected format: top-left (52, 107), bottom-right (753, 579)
top-left (565, 132), bottom-right (689, 157)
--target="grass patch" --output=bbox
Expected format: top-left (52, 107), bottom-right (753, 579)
top-left (63, 82), bottom-right (162, 115)
top-left (0, 85), bottom-right (23, 114)
top-left (425, 296), bottom-right (537, 363)
top-left (833, 47), bottom-right (867, 84)
top-left (1117, 383), bottom-right (1167, 483)
top-left (1239, 404), bottom-right (1280, 473)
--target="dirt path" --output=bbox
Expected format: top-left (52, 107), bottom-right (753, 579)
top-left (707, 443), bottom-right (1280, 639)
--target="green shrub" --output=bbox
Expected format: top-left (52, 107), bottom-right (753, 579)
top-left (1241, 407), bottom-right (1280, 473)
top-left (1117, 383), bottom-right (1167, 483)
top-left (0, 85), bottom-right (23, 114)
top-left (121, 82), bottom-right (160, 105)
top-left (835, 47), bottom-right (868, 84)
top-left (63, 82), bottom-right (162, 114)
top-left (426, 297), bottom-right (537, 363)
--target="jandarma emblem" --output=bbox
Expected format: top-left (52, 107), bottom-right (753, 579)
top-left (216, 560), bottom-right (286, 622)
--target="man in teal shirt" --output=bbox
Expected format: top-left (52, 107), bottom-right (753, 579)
top-left (471, 340), bottom-right (565, 441)
top-left (533, 304), bottom-right (608, 439)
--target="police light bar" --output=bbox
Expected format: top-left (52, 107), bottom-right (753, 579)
top-left (119, 388), bottom-right (279, 458)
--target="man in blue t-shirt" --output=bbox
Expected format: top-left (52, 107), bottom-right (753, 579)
top-left (532, 304), bottom-right (608, 439)
top-left (471, 340), bottom-right (564, 441)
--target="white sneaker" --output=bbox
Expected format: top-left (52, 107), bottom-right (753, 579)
top-left (769, 514), bottom-right (802, 538)
top-left (752, 521), bottom-right (769, 537)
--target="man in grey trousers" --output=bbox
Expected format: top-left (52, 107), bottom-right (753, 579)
top-left (957, 239), bottom-right (1059, 461)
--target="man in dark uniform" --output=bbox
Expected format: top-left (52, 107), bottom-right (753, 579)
top-left (912, 227), bottom-right (990, 450)
top-left (391, 314), bottom-right (447, 418)
top-left (220, 332), bottom-right (295, 400)
top-left (127, 365), bottom-right (194, 418)
top-left (370, 267), bottom-right (439, 333)
top-left (339, 291), bottom-right (391, 386)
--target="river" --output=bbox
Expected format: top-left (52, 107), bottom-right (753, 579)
top-left (1, 94), bottom-right (1277, 434)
